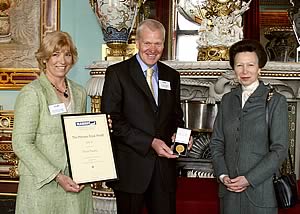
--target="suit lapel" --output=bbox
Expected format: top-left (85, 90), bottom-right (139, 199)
top-left (39, 72), bottom-right (61, 106)
top-left (237, 81), bottom-right (267, 109)
top-left (158, 62), bottom-right (180, 111)
top-left (68, 80), bottom-right (82, 113)
top-left (157, 62), bottom-right (167, 108)
top-left (233, 85), bottom-right (243, 103)
top-left (128, 57), bottom-right (157, 110)
top-left (249, 81), bottom-right (266, 99)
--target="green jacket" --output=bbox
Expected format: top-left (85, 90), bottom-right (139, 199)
top-left (12, 72), bottom-right (93, 214)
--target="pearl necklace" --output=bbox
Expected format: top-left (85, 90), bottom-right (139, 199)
top-left (50, 79), bottom-right (69, 98)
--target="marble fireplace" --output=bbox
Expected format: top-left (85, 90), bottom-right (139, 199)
top-left (86, 61), bottom-right (300, 213)
top-left (85, 60), bottom-right (300, 213)
top-left (86, 60), bottom-right (300, 179)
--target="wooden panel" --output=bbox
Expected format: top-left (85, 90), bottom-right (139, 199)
top-left (260, 12), bottom-right (291, 28)
top-left (0, 180), bottom-right (18, 196)
top-left (0, 110), bottom-right (18, 196)
top-left (0, 68), bottom-right (40, 90)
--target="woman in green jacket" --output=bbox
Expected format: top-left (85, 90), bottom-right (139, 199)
top-left (12, 31), bottom-right (93, 214)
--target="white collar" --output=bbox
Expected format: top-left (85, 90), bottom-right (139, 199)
top-left (242, 80), bottom-right (259, 93)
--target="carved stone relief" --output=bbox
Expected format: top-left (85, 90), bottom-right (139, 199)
top-left (0, 0), bottom-right (40, 68)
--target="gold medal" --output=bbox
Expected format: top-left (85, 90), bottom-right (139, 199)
top-left (176, 144), bottom-right (185, 154)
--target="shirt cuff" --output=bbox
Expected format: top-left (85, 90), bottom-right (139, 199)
top-left (219, 174), bottom-right (228, 183)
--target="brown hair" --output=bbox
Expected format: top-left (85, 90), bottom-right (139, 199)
top-left (229, 39), bottom-right (268, 69)
top-left (35, 31), bottom-right (78, 71)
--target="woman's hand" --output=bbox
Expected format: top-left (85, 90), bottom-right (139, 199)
top-left (225, 176), bottom-right (250, 193)
top-left (55, 173), bottom-right (85, 193)
top-left (222, 175), bottom-right (231, 185)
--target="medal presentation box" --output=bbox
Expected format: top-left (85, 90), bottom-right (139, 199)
top-left (173, 128), bottom-right (191, 157)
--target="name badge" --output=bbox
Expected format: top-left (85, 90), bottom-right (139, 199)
top-left (159, 80), bottom-right (171, 90)
top-left (48, 103), bottom-right (67, 115)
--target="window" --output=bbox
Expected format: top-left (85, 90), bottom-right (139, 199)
top-left (176, 12), bottom-right (200, 61)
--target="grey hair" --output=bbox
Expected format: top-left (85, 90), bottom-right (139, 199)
top-left (136, 19), bottom-right (165, 41)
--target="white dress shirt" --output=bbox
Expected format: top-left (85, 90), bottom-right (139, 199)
top-left (241, 80), bottom-right (259, 108)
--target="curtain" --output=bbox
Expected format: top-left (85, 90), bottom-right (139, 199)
top-left (243, 0), bottom-right (260, 41)
top-left (155, 0), bottom-right (170, 60)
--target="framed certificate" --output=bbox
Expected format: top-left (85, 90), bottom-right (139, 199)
top-left (61, 113), bottom-right (117, 184)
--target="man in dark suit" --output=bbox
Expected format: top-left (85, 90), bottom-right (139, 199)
top-left (101, 19), bottom-right (184, 214)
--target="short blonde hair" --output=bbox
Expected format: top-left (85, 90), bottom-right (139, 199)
top-left (136, 19), bottom-right (165, 41)
top-left (35, 31), bottom-right (78, 71)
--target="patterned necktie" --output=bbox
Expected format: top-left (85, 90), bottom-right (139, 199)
top-left (146, 68), bottom-right (154, 96)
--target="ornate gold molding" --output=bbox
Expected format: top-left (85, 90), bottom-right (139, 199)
top-left (40, 0), bottom-right (60, 39)
top-left (0, 68), bottom-right (40, 90)
top-left (91, 96), bottom-right (101, 113)
top-left (0, 110), bottom-right (18, 178)
top-left (101, 44), bottom-right (137, 61)
top-left (197, 46), bottom-right (229, 61)
top-left (0, 0), bottom-right (60, 90)
top-left (0, 110), bottom-right (13, 128)
top-left (0, 143), bottom-right (13, 152)
top-left (91, 182), bottom-right (115, 197)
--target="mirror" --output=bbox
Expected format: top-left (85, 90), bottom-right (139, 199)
top-left (144, 0), bottom-right (298, 62)
top-left (288, 0), bottom-right (300, 45)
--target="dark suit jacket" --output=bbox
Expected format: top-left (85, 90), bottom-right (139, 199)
top-left (101, 55), bottom-right (184, 194)
top-left (210, 81), bottom-right (289, 210)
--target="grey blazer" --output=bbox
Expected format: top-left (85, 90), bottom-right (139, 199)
top-left (210, 81), bottom-right (289, 208)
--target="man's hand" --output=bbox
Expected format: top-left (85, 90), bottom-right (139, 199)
top-left (151, 138), bottom-right (178, 158)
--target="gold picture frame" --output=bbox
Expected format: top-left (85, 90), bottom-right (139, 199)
top-left (0, 0), bottom-right (60, 90)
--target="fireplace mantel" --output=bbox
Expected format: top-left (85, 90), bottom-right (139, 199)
top-left (87, 60), bottom-right (300, 102)
top-left (87, 60), bottom-right (300, 76)
top-left (86, 60), bottom-right (300, 180)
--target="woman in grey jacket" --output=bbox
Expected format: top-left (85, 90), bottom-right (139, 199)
top-left (210, 39), bottom-right (288, 214)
